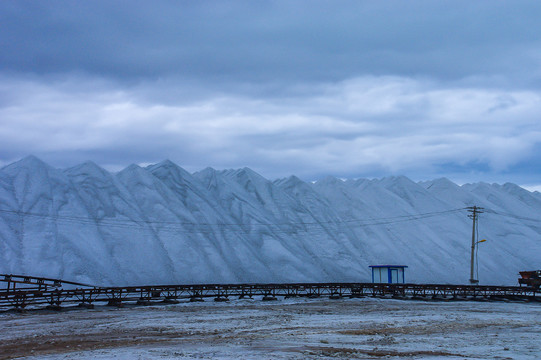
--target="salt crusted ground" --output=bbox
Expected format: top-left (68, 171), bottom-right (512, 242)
top-left (1, 297), bottom-right (540, 359)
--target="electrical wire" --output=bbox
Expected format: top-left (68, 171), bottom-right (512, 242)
top-left (1, 204), bottom-right (537, 238)
top-left (483, 208), bottom-right (541, 223)
top-left (0, 207), bottom-right (467, 234)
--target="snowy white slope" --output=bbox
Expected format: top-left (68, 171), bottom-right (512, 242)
top-left (0, 156), bottom-right (540, 286)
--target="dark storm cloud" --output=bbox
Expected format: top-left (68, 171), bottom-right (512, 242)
top-left (2, 1), bottom-right (541, 87)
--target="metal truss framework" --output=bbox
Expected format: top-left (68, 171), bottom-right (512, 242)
top-left (1, 274), bottom-right (538, 310)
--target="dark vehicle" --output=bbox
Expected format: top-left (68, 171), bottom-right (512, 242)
top-left (518, 270), bottom-right (541, 289)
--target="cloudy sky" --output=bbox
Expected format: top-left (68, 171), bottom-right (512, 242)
top-left (1, 1), bottom-right (541, 188)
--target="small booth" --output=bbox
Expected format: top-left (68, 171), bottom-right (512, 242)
top-left (369, 265), bottom-right (408, 284)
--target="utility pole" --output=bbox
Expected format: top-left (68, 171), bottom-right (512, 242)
top-left (467, 206), bottom-right (483, 284)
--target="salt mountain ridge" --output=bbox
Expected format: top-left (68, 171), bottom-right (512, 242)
top-left (0, 155), bottom-right (539, 286)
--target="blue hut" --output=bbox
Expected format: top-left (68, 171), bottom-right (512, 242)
top-left (369, 265), bottom-right (408, 284)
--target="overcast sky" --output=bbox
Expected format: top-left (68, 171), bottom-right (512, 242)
top-left (1, 1), bottom-right (541, 188)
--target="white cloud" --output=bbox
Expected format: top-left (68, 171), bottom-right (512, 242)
top-left (1, 74), bottom-right (540, 182)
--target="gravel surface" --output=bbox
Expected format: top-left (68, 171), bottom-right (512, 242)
top-left (1, 297), bottom-right (540, 359)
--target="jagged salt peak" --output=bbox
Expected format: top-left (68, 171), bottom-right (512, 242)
top-left (64, 160), bottom-right (110, 179)
top-left (0, 155), bottom-right (540, 287)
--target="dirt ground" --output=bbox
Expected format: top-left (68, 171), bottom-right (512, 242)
top-left (1, 297), bottom-right (540, 359)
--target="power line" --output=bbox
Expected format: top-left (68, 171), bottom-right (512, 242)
top-left (0, 207), bottom-right (467, 233)
top-left (1, 205), bottom-right (538, 237)
top-left (483, 208), bottom-right (541, 223)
